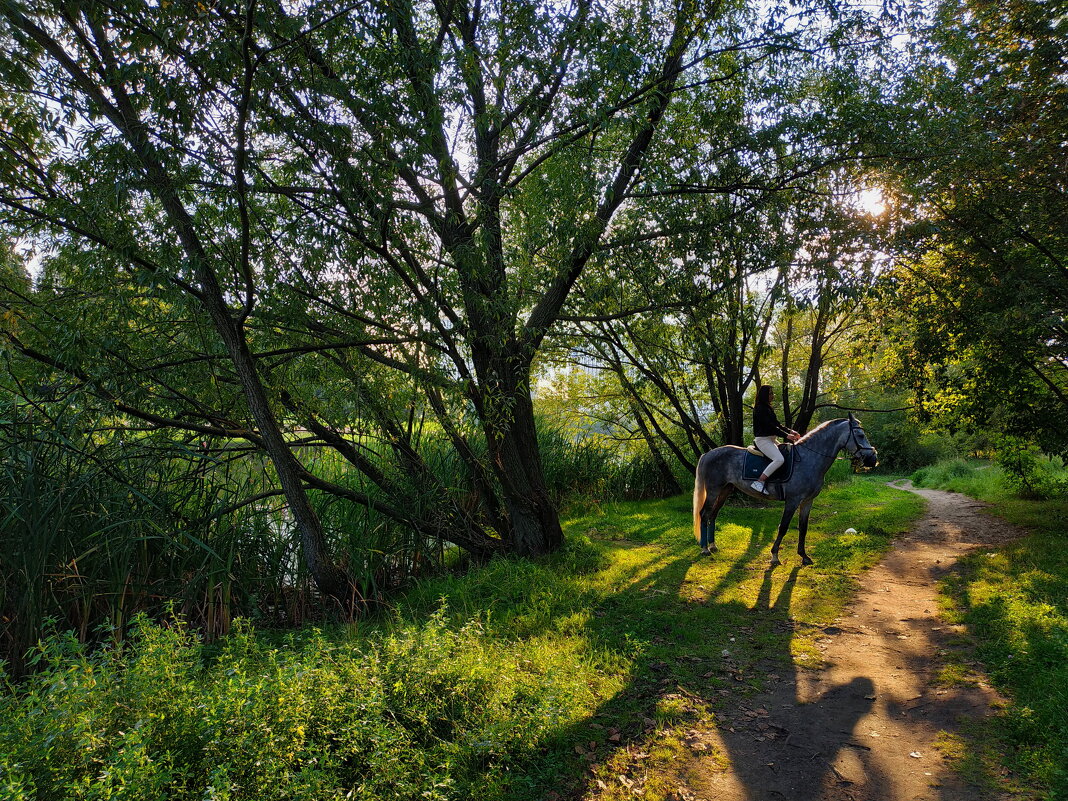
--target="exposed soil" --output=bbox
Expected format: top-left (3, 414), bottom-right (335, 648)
top-left (674, 481), bottom-right (1025, 801)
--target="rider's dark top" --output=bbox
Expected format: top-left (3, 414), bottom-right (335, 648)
top-left (753, 404), bottom-right (791, 438)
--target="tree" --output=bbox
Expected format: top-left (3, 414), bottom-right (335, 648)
top-left (0, 0), bottom-right (910, 610)
top-left (879, 0), bottom-right (1068, 452)
top-left (0, 0), bottom-right (751, 589)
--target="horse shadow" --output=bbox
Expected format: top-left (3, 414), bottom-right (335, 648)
top-left (686, 563), bottom-right (886, 800)
top-left (429, 495), bottom-right (893, 800)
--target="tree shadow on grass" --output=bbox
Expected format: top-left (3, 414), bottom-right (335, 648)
top-left (490, 485), bottom-right (912, 801)
top-left (477, 502), bottom-right (815, 800)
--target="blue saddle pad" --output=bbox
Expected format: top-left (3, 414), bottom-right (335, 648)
top-left (742, 443), bottom-right (796, 482)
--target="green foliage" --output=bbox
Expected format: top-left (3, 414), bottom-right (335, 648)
top-left (537, 422), bottom-right (675, 504)
top-left (876, 0), bottom-right (1068, 455)
top-left (1, 478), bottom-right (924, 801)
top-left (0, 394), bottom-right (662, 671)
top-left (910, 457), bottom-right (971, 483)
top-left (913, 454), bottom-right (1068, 503)
top-left (994, 446), bottom-right (1068, 501)
top-left (0, 611), bottom-right (609, 801)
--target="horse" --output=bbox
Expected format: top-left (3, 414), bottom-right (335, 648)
top-left (692, 414), bottom-right (879, 566)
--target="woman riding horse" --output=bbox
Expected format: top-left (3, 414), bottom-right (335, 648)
top-left (751, 385), bottom-right (800, 496)
top-left (693, 413), bottom-right (879, 565)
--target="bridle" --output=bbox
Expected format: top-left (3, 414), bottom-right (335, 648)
top-left (845, 420), bottom-right (877, 468)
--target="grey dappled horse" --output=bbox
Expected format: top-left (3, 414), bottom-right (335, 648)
top-left (692, 415), bottom-right (879, 566)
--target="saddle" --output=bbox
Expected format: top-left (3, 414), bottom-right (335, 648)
top-left (742, 442), bottom-right (797, 483)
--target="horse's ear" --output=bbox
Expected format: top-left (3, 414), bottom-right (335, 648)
top-left (848, 412), bottom-right (857, 423)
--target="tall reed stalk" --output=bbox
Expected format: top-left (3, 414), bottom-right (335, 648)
top-left (1, 399), bottom-right (662, 672)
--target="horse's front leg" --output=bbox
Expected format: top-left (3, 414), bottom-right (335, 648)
top-left (797, 498), bottom-right (815, 566)
top-left (769, 499), bottom-right (801, 566)
top-left (701, 486), bottom-right (734, 555)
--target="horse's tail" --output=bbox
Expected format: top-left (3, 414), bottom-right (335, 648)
top-left (693, 455), bottom-right (707, 544)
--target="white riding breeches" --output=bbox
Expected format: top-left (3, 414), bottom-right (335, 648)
top-left (754, 436), bottom-right (785, 478)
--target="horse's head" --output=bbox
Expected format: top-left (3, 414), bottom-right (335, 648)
top-left (846, 413), bottom-right (879, 470)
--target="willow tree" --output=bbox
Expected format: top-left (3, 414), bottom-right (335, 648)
top-left (0, 0), bottom-right (734, 597)
top-left (1, 0), bottom-right (901, 605)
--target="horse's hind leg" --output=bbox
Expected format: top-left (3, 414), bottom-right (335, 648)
top-left (797, 498), bottom-right (815, 566)
top-left (700, 486), bottom-right (734, 555)
top-left (769, 499), bottom-right (801, 566)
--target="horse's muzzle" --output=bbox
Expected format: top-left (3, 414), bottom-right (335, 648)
top-left (863, 451), bottom-right (879, 469)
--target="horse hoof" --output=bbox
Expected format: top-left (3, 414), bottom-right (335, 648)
top-left (800, 555), bottom-right (814, 566)
top-left (700, 547), bottom-right (712, 557)
top-left (769, 555), bottom-right (781, 567)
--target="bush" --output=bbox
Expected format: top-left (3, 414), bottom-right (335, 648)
top-left (0, 611), bottom-right (609, 801)
top-left (995, 446), bottom-right (1068, 500)
top-left (910, 458), bottom-right (973, 486)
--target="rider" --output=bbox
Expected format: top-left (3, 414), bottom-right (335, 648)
top-left (751, 385), bottom-right (800, 495)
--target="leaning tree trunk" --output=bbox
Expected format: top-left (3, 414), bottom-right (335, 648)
top-left (216, 326), bottom-right (356, 606)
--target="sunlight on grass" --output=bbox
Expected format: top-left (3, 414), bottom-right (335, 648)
top-left (917, 459), bottom-right (1068, 799)
top-left (1, 477), bottom-right (925, 801)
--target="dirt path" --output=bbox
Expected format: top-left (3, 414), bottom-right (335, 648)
top-left (676, 481), bottom-right (1024, 801)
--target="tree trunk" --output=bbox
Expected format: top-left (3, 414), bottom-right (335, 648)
top-left (781, 308), bottom-right (795, 427)
top-left (487, 387), bottom-right (563, 557)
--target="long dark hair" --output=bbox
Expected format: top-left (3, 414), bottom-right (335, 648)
top-left (755, 385), bottom-right (773, 407)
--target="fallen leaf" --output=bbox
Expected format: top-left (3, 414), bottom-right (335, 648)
top-left (910, 751), bottom-right (922, 759)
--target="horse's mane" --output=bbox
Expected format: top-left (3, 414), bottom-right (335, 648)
top-left (796, 418), bottom-right (848, 444)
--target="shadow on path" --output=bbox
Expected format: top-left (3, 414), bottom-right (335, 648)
top-left (677, 481), bottom-right (1019, 801)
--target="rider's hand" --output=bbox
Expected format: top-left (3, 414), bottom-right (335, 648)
top-left (788, 431), bottom-right (800, 443)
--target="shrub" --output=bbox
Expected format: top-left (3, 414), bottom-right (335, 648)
top-left (0, 611), bottom-right (609, 801)
top-left (995, 446), bottom-right (1068, 500)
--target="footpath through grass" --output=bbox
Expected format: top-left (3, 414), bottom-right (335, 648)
top-left (912, 461), bottom-right (1068, 800)
top-left (0, 475), bottom-right (922, 801)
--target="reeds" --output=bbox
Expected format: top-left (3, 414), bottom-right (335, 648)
top-left (0, 401), bottom-right (661, 672)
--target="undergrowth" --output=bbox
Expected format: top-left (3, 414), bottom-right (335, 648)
top-left (1, 476), bottom-right (923, 801)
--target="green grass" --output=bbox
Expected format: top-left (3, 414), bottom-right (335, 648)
top-left (910, 457), bottom-right (1005, 498)
top-left (913, 459), bottom-right (1068, 800)
top-left (0, 475), bottom-right (923, 801)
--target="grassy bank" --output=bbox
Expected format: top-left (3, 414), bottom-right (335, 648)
top-left (912, 460), bottom-right (1068, 799)
top-left (1, 475), bottom-right (923, 801)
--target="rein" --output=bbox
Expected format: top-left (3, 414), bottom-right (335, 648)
top-left (795, 421), bottom-right (874, 462)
